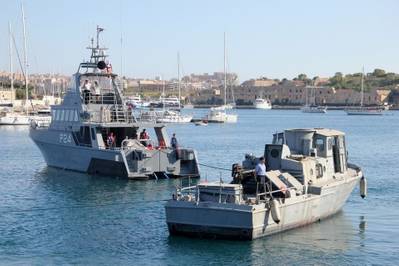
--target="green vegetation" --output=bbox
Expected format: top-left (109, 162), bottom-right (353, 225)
top-left (328, 69), bottom-right (399, 91)
top-left (0, 81), bottom-right (35, 99)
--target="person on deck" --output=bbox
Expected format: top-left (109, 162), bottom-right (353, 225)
top-left (171, 133), bottom-right (178, 149)
top-left (107, 132), bottom-right (116, 149)
top-left (139, 129), bottom-right (149, 147)
top-left (171, 133), bottom-right (179, 159)
top-left (82, 79), bottom-right (92, 104)
top-left (93, 81), bottom-right (101, 103)
top-left (255, 157), bottom-right (267, 185)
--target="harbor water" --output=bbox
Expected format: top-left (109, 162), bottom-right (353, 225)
top-left (1, 109), bottom-right (398, 265)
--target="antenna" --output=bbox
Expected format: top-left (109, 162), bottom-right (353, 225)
top-left (177, 52), bottom-right (181, 110)
top-left (21, 2), bottom-right (29, 112)
top-left (120, 33), bottom-right (123, 78)
top-left (224, 32), bottom-right (227, 106)
top-left (8, 22), bottom-right (14, 109)
top-left (162, 77), bottom-right (165, 111)
top-left (96, 25), bottom-right (102, 48)
top-left (361, 67), bottom-right (364, 107)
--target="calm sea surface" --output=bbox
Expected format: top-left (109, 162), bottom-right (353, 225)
top-left (0, 109), bottom-right (398, 265)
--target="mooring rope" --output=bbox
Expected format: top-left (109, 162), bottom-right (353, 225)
top-left (198, 163), bottom-right (231, 172)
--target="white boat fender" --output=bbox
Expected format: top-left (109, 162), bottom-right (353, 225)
top-left (360, 176), bottom-right (367, 199)
top-left (30, 119), bottom-right (37, 129)
top-left (270, 199), bottom-right (281, 224)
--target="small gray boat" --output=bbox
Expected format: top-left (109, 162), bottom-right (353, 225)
top-left (165, 128), bottom-right (366, 240)
top-left (29, 27), bottom-right (199, 180)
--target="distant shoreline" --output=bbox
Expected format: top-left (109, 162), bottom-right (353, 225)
top-left (190, 105), bottom-right (397, 110)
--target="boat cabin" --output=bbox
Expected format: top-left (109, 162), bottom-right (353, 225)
top-left (264, 128), bottom-right (348, 184)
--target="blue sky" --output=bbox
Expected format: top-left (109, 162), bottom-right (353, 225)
top-left (0, 0), bottom-right (398, 81)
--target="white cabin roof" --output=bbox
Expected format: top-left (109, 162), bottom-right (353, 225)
top-left (285, 128), bottom-right (345, 137)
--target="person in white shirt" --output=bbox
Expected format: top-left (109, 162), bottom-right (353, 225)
top-left (82, 79), bottom-right (92, 104)
top-left (93, 81), bottom-right (101, 95)
top-left (255, 157), bottom-right (267, 184)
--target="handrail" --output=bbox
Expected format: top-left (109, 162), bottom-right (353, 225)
top-left (175, 183), bottom-right (296, 204)
top-left (82, 104), bottom-right (136, 124)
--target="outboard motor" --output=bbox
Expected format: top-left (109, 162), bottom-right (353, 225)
top-left (231, 163), bottom-right (243, 183)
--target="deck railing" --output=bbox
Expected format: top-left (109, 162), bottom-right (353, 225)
top-left (83, 105), bottom-right (136, 124)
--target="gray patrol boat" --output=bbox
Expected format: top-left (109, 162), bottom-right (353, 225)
top-left (165, 128), bottom-right (367, 240)
top-left (30, 27), bottom-right (199, 179)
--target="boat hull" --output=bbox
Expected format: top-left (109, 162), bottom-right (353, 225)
top-left (0, 115), bottom-right (31, 125)
top-left (30, 128), bottom-right (200, 179)
top-left (346, 110), bottom-right (383, 115)
top-left (301, 106), bottom-right (327, 113)
top-left (205, 111), bottom-right (238, 123)
top-left (157, 115), bottom-right (193, 123)
top-left (165, 175), bottom-right (360, 240)
top-left (254, 103), bottom-right (272, 109)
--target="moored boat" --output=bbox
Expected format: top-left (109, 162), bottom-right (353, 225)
top-left (301, 105), bottom-right (327, 113)
top-left (203, 33), bottom-right (238, 123)
top-left (156, 110), bottom-right (193, 123)
top-left (29, 27), bottom-right (200, 179)
top-left (346, 68), bottom-right (383, 116)
top-left (165, 128), bottom-right (366, 240)
top-left (254, 98), bottom-right (272, 109)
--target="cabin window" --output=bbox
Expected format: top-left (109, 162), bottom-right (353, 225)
top-left (273, 132), bottom-right (284, 145)
top-left (75, 126), bottom-right (91, 146)
top-left (328, 138), bottom-right (333, 150)
top-left (55, 110), bottom-right (60, 121)
top-left (60, 110), bottom-right (65, 121)
top-left (91, 128), bottom-right (96, 140)
top-left (69, 110), bottom-right (74, 121)
top-left (315, 138), bottom-right (325, 152)
top-left (66, 110), bottom-right (70, 121)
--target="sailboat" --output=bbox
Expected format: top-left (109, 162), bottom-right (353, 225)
top-left (346, 68), bottom-right (383, 116)
top-left (156, 53), bottom-right (193, 123)
top-left (1, 5), bottom-right (51, 126)
top-left (301, 86), bottom-right (327, 113)
top-left (0, 21), bottom-right (31, 125)
top-left (204, 33), bottom-right (238, 123)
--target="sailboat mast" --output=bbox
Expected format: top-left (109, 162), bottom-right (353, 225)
top-left (8, 22), bottom-right (14, 109)
top-left (360, 67), bottom-right (364, 107)
top-left (177, 52), bottom-right (181, 110)
top-left (21, 3), bottom-right (29, 113)
top-left (162, 77), bottom-right (165, 112)
top-left (223, 32), bottom-right (227, 106)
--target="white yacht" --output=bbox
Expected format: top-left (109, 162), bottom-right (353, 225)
top-left (205, 107), bottom-right (238, 123)
top-left (155, 96), bottom-right (180, 108)
top-left (126, 95), bottom-right (150, 109)
top-left (254, 98), bottom-right (272, 109)
top-left (157, 110), bottom-right (193, 123)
